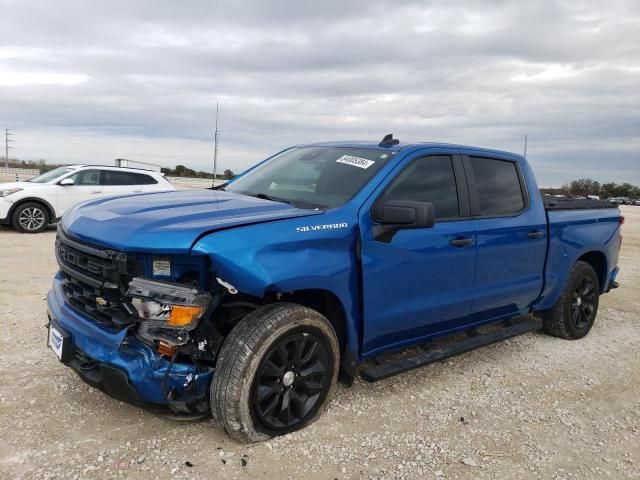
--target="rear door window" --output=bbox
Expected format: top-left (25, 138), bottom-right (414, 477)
top-left (469, 157), bottom-right (525, 216)
top-left (101, 171), bottom-right (158, 185)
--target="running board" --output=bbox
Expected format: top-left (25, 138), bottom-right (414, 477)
top-left (360, 318), bottom-right (542, 383)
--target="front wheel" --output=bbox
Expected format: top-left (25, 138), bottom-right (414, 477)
top-left (12, 202), bottom-right (50, 233)
top-left (210, 303), bottom-right (340, 443)
top-left (541, 261), bottom-right (600, 339)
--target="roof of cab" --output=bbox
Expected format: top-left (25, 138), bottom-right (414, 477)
top-left (301, 140), bottom-right (524, 160)
top-left (63, 164), bottom-right (162, 174)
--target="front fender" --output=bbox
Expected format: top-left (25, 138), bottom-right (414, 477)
top-left (191, 214), bottom-right (361, 354)
top-left (7, 196), bottom-right (57, 223)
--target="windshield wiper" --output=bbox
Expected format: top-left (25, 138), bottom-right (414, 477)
top-left (252, 193), bottom-right (292, 204)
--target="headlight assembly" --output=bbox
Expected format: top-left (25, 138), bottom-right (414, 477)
top-left (126, 277), bottom-right (212, 336)
top-left (0, 188), bottom-right (23, 197)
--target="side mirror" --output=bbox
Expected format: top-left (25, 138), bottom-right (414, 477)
top-left (59, 178), bottom-right (75, 186)
top-left (373, 199), bottom-right (435, 230)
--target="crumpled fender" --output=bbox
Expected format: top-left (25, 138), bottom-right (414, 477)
top-left (190, 213), bottom-right (361, 354)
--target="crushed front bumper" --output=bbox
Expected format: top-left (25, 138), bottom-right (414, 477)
top-left (47, 272), bottom-right (213, 415)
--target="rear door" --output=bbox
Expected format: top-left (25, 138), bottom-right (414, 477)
top-left (359, 151), bottom-right (478, 356)
top-left (462, 153), bottom-right (547, 319)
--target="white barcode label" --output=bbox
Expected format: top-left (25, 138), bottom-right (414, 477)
top-left (153, 257), bottom-right (171, 276)
top-left (336, 155), bottom-right (375, 169)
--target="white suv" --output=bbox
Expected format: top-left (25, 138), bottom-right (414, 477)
top-left (0, 165), bottom-right (175, 233)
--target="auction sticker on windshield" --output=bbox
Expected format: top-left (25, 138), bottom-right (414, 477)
top-left (336, 155), bottom-right (375, 169)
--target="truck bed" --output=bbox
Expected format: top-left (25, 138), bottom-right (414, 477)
top-left (536, 203), bottom-right (621, 311)
top-left (542, 196), bottom-right (617, 210)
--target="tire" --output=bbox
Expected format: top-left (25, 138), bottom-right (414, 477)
top-left (210, 303), bottom-right (340, 443)
top-left (541, 261), bottom-right (600, 340)
top-left (12, 202), bottom-right (50, 233)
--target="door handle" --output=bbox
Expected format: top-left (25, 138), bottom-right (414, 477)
top-left (528, 230), bottom-right (544, 239)
top-left (91, 190), bottom-right (102, 194)
top-left (450, 237), bottom-right (474, 247)
top-left (133, 190), bottom-right (142, 193)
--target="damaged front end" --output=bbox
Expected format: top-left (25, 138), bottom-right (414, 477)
top-left (124, 277), bottom-right (227, 415)
top-left (49, 227), bottom-right (231, 417)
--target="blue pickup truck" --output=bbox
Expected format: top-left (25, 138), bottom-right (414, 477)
top-left (47, 136), bottom-right (622, 442)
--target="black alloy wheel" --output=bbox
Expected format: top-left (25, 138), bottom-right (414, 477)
top-left (210, 303), bottom-right (339, 442)
top-left (571, 277), bottom-right (597, 329)
top-left (540, 260), bottom-right (600, 340)
top-left (251, 332), bottom-right (330, 431)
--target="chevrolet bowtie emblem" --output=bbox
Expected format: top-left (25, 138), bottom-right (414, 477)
top-left (95, 297), bottom-right (108, 306)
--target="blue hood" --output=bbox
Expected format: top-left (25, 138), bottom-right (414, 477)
top-left (62, 189), bottom-right (322, 253)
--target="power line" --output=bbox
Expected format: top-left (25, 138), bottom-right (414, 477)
top-left (5, 129), bottom-right (14, 168)
top-left (212, 101), bottom-right (220, 187)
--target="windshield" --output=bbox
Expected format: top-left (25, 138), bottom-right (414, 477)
top-left (28, 167), bottom-right (75, 183)
top-left (225, 147), bottom-right (393, 209)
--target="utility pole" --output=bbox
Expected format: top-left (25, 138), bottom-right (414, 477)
top-left (212, 101), bottom-right (220, 187)
top-left (523, 134), bottom-right (528, 158)
top-left (5, 129), bottom-right (13, 168)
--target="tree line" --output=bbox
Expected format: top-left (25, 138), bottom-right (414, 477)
top-left (160, 165), bottom-right (235, 180)
top-left (3, 158), bottom-right (49, 170)
top-left (3, 158), bottom-right (634, 198)
top-left (540, 178), bottom-right (640, 199)
top-left (3, 157), bottom-right (236, 180)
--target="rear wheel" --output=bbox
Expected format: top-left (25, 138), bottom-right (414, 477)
top-left (210, 303), bottom-right (339, 443)
top-left (541, 261), bottom-right (600, 339)
top-left (12, 202), bottom-right (49, 233)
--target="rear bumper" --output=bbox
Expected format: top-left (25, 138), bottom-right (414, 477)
top-left (47, 272), bottom-right (213, 414)
top-left (605, 266), bottom-right (620, 293)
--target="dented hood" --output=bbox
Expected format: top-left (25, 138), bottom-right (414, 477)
top-left (62, 189), bottom-right (321, 253)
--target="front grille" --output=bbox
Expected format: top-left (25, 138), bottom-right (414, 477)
top-left (56, 227), bottom-right (135, 328)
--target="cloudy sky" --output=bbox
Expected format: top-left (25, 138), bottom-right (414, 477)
top-left (0, 0), bottom-right (638, 186)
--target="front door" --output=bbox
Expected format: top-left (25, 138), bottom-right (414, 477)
top-left (55, 169), bottom-right (102, 216)
top-left (359, 153), bottom-right (478, 357)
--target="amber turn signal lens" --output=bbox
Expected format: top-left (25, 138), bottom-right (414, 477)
top-left (167, 305), bottom-right (204, 326)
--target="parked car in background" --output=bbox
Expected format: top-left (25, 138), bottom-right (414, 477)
top-left (608, 197), bottom-right (635, 205)
top-left (0, 165), bottom-right (174, 233)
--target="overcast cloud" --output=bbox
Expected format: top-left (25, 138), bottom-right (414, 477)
top-left (0, 0), bottom-right (638, 186)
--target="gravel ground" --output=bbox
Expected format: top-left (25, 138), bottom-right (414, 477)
top-left (0, 207), bottom-right (638, 480)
